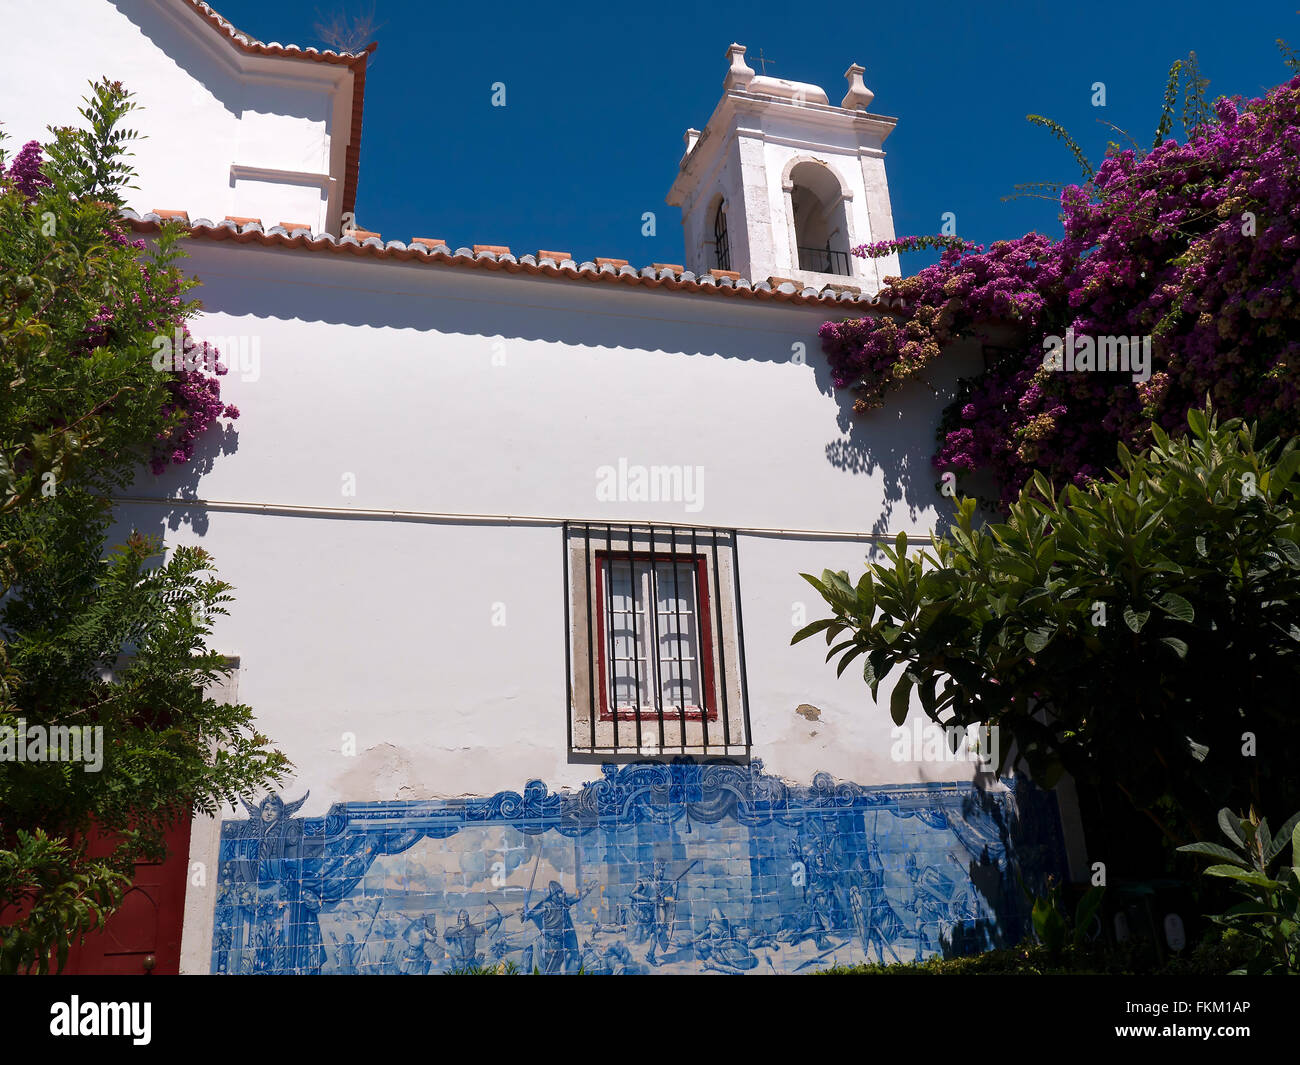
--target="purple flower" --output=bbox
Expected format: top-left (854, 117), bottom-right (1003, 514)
top-left (817, 71), bottom-right (1300, 505)
top-left (5, 140), bottom-right (50, 199)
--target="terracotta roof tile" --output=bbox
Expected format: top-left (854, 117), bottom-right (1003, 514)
top-left (595, 257), bottom-right (628, 268)
top-left (152, 209), bottom-right (191, 223)
top-left (225, 215), bottom-right (263, 227)
top-left (120, 210), bottom-right (904, 314)
top-left (411, 237), bottom-right (447, 249)
top-left (652, 262), bottom-right (684, 272)
top-left (342, 56), bottom-right (371, 218)
top-left (538, 250), bottom-right (571, 261)
top-left (183, 1), bottom-right (370, 62)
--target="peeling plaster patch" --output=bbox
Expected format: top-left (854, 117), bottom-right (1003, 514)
top-left (337, 742), bottom-right (418, 801)
top-left (795, 703), bottom-right (822, 721)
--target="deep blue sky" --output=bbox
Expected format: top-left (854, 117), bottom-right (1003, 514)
top-left (214, 0), bottom-right (1298, 274)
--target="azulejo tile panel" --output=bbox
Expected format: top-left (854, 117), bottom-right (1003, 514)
top-left (211, 761), bottom-right (1066, 974)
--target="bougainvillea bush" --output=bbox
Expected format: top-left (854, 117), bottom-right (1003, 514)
top-left (0, 83), bottom-right (236, 502)
top-left (820, 72), bottom-right (1300, 504)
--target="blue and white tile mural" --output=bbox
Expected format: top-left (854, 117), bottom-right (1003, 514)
top-left (211, 761), bottom-right (1067, 974)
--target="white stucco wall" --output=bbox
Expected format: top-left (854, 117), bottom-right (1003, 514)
top-left (138, 242), bottom-right (992, 970)
top-left (0, 0), bottom-right (351, 231)
top-left (113, 241), bottom-right (983, 818)
top-left (131, 244), bottom-right (962, 531)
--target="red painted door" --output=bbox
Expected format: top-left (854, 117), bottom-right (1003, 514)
top-left (60, 817), bottom-right (192, 975)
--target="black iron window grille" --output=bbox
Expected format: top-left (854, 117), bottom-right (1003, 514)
top-left (714, 201), bottom-right (731, 272)
top-left (563, 522), bottom-right (751, 758)
top-left (796, 246), bottom-right (850, 276)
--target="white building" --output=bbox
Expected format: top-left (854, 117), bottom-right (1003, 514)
top-left (3, 1), bottom-right (1079, 975)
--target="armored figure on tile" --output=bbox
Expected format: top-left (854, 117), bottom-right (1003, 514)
top-left (694, 908), bottom-right (761, 973)
top-left (521, 880), bottom-right (591, 973)
top-left (444, 907), bottom-right (506, 968)
top-left (904, 852), bottom-right (979, 953)
top-left (781, 831), bottom-right (848, 950)
top-left (629, 861), bottom-right (677, 965)
top-left (854, 838), bottom-right (918, 963)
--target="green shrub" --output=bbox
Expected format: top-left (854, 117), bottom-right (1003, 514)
top-left (816, 935), bottom-right (1253, 975)
top-left (1179, 807), bottom-right (1300, 974)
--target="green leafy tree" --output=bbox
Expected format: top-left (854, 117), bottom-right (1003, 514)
top-left (0, 81), bottom-right (287, 973)
top-left (793, 402), bottom-right (1300, 849)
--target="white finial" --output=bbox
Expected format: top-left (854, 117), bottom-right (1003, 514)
top-left (724, 43), bottom-right (755, 91)
top-left (841, 63), bottom-right (874, 110)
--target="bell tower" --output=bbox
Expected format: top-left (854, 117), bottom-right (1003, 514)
top-left (666, 43), bottom-right (900, 294)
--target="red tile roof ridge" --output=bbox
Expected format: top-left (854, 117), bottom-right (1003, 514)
top-left (121, 210), bottom-right (904, 313)
top-left (183, 1), bottom-right (375, 63)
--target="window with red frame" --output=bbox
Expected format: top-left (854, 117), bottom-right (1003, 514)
top-left (595, 554), bottom-right (716, 720)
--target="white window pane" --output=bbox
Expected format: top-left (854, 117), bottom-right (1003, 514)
top-left (608, 561), bottom-right (634, 613)
top-left (604, 557), bottom-right (707, 713)
top-left (658, 611), bottom-right (698, 647)
top-left (655, 563), bottom-right (696, 611)
top-left (664, 655), bottom-right (701, 708)
top-left (654, 562), bottom-right (701, 709)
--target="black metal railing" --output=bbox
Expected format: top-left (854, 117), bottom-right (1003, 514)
top-left (796, 246), bottom-right (850, 276)
top-left (563, 522), bottom-right (751, 758)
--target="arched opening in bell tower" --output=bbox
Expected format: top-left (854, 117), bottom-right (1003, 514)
top-left (788, 161), bottom-right (851, 276)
